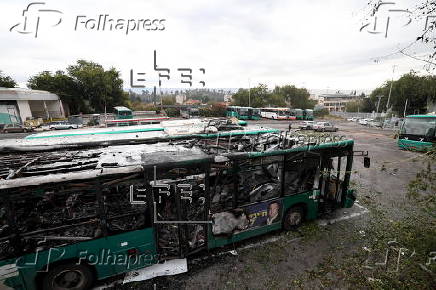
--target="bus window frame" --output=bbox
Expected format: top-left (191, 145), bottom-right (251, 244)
top-left (283, 151), bottom-right (321, 196)
top-left (235, 155), bottom-right (284, 207)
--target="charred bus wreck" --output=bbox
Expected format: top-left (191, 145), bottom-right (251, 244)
top-left (0, 128), bottom-right (362, 290)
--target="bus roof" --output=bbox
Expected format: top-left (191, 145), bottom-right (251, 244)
top-left (405, 114), bottom-right (436, 118)
top-left (113, 106), bottom-right (132, 112)
top-left (1, 119), bottom-right (277, 152)
top-left (0, 135), bottom-right (354, 190)
top-left (262, 107), bottom-right (290, 111)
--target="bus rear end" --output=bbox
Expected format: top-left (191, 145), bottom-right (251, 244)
top-left (398, 115), bottom-right (435, 151)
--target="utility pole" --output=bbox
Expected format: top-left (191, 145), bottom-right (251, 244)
top-left (104, 97), bottom-right (107, 127)
top-left (376, 95), bottom-right (382, 114)
top-left (403, 99), bottom-right (408, 117)
top-left (248, 78), bottom-right (251, 107)
top-left (386, 65), bottom-right (396, 111)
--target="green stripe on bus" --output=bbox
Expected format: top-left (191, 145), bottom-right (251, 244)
top-left (25, 128), bottom-right (165, 139)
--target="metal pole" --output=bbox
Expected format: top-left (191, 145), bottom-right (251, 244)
top-left (403, 99), bottom-right (408, 117)
top-left (249, 81), bottom-right (251, 107)
top-left (376, 96), bottom-right (381, 114)
top-left (386, 65), bottom-right (396, 111)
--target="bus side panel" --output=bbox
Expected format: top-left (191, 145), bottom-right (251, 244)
top-left (99, 228), bottom-right (158, 274)
top-left (282, 190), bottom-right (319, 221)
top-left (398, 138), bottom-right (433, 151)
top-left (0, 259), bottom-right (24, 290)
top-left (207, 191), bottom-right (318, 249)
top-left (15, 228), bottom-right (157, 290)
top-left (208, 222), bottom-right (282, 249)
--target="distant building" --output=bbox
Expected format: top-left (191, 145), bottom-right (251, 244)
top-left (175, 94), bottom-right (187, 104)
top-left (224, 94), bottom-right (233, 103)
top-left (0, 88), bottom-right (65, 124)
top-left (185, 99), bottom-right (201, 105)
top-left (318, 93), bottom-right (361, 112)
top-left (309, 94), bottom-right (318, 101)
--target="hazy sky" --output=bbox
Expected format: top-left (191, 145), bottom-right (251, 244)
top-left (0, 0), bottom-right (432, 92)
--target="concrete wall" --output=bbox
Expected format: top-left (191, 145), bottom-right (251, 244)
top-left (28, 100), bottom-right (65, 119)
top-left (16, 100), bottom-right (32, 121)
top-left (46, 100), bottom-right (64, 118)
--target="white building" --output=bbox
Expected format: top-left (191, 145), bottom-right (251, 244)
top-left (0, 88), bottom-right (65, 124)
top-left (175, 94), bottom-right (187, 104)
top-left (318, 93), bottom-right (361, 112)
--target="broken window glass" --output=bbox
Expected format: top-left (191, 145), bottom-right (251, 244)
top-left (102, 179), bottom-right (150, 236)
top-left (209, 161), bottom-right (235, 213)
top-left (4, 184), bottom-right (102, 257)
top-left (284, 154), bottom-right (320, 195)
top-left (237, 156), bottom-right (283, 205)
top-left (148, 164), bottom-right (208, 258)
top-left (0, 199), bottom-right (14, 260)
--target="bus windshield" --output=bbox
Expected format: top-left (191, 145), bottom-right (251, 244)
top-left (400, 117), bottom-right (436, 136)
top-left (190, 108), bottom-right (199, 116)
top-left (239, 108), bottom-right (250, 116)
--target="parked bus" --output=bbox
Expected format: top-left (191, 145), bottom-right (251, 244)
top-left (303, 109), bottom-right (314, 121)
top-left (226, 106), bottom-right (261, 120)
top-left (0, 128), bottom-right (363, 290)
top-left (291, 109), bottom-right (304, 120)
top-left (398, 114), bottom-right (436, 151)
top-left (260, 108), bottom-right (296, 120)
top-left (114, 106), bottom-right (133, 120)
top-left (180, 107), bottom-right (200, 119)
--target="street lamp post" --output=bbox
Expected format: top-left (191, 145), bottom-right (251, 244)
top-left (386, 65), bottom-right (396, 111)
top-left (248, 78), bottom-right (251, 107)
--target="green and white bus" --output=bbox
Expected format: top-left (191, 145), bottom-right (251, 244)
top-left (303, 109), bottom-right (314, 121)
top-left (398, 114), bottom-right (436, 151)
top-left (0, 130), bottom-right (361, 290)
top-left (291, 109), bottom-right (304, 120)
top-left (113, 106), bottom-right (133, 120)
top-left (226, 106), bottom-right (261, 120)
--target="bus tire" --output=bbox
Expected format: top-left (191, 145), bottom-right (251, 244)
top-left (283, 206), bottom-right (304, 231)
top-left (42, 263), bottom-right (94, 290)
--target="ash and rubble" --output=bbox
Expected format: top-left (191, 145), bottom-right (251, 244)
top-left (0, 119), bottom-right (346, 260)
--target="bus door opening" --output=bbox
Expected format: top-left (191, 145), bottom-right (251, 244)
top-left (148, 164), bottom-right (209, 259)
top-left (319, 154), bottom-right (347, 211)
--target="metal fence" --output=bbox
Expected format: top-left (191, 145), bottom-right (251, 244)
top-left (329, 111), bottom-right (386, 119)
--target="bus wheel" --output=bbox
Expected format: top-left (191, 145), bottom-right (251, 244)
top-left (43, 263), bottom-right (94, 290)
top-left (283, 206), bottom-right (304, 230)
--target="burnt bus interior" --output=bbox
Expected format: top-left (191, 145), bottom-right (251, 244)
top-left (0, 133), bottom-right (358, 261)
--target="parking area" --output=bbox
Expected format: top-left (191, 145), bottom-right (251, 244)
top-left (87, 118), bottom-right (433, 289)
top-left (0, 118), bottom-right (432, 289)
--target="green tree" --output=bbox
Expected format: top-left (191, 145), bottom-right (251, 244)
top-left (232, 84), bottom-right (269, 107)
top-left (0, 71), bottom-right (17, 88)
top-left (67, 60), bottom-right (127, 113)
top-left (28, 60), bottom-right (128, 114)
top-left (162, 96), bottom-right (176, 105)
top-left (345, 100), bottom-right (360, 112)
top-left (266, 93), bottom-right (287, 107)
top-left (361, 97), bottom-right (376, 112)
top-left (370, 72), bottom-right (436, 115)
top-left (272, 85), bottom-right (316, 109)
top-left (28, 71), bottom-right (81, 113)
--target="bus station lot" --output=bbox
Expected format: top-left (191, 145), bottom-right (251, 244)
top-left (0, 118), bottom-right (433, 290)
top-left (105, 119), bottom-right (434, 290)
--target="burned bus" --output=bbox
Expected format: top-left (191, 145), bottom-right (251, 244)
top-left (0, 129), bottom-right (364, 290)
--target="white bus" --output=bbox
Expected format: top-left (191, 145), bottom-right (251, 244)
top-left (260, 108), bottom-right (296, 120)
